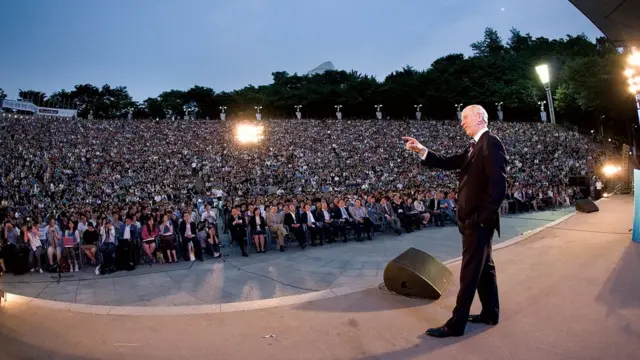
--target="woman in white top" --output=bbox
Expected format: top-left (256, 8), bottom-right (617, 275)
top-left (28, 223), bottom-right (44, 273)
top-left (412, 198), bottom-right (431, 225)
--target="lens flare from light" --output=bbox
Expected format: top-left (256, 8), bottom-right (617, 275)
top-left (235, 123), bottom-right (264, 144)
top-left (602, 164), bottom-right (621, 177)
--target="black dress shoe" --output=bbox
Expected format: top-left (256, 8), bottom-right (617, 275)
top-left (425, 326), bottom-right (464, 338)
top-left (468, 314), bottom-right (498, 325)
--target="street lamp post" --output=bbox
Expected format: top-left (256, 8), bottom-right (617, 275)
top-left (374, 104), bottom-right (383, 120)
top-left (335, 105), bottom-right (342, 120)
top-left (219, 106), bottom-right (227, 121)
top-left (294, 105), bottom-right (302, 120)
top-left (455, 103), bottom-right (463, 121)
top-left (255, 106), bottom-right (262, 121)
top-left (625, 48), bottom-right (640, 125)
top-left (538, 100), bottom-right (547, 123)
top-left (536, 64), bottom-right (556, 125)
top-left (414, 104), bottom-right (422, 120)
top-left (495, 102), bottom-right (504, 121)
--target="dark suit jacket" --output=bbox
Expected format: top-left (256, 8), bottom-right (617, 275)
top-left (283, 212), bottom-right (302, 228)
top-left (314, 208), bottom-right (332, 223)
top-left (227, 215), bottom-right (246, 236)
top-left (427, 198), bottom-right (442, 212)
top-left (248, 216), bottom-right (267, 232)
top-left (422, 130), bottom-right (507, 235)
top-left (300, 211), bottom-right (318, 225)
top-left (380, 202), bottom-right (397, 218)
top-left (331, 207), bottom-right (353, 221)
top-left (390, 201), bottom-right (405, 217)
top-left (118, 224), bottom-right (139, 241)
top-left (178, 221), bottom-right (197, 240)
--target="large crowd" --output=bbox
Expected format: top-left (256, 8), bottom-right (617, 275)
top-left (0, 114), bottom-right (606, 276)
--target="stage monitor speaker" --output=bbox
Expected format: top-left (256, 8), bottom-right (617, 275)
top-left (383, 247), bottom-right (453, 300)
top-left (575, 199), bottom-right (599, 213)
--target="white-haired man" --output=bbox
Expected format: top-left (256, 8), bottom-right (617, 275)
top-left (403, 104), bottom-right (507, 338)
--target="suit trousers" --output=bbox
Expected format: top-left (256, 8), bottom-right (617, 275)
top-left (117, 239), bottom-right (135, 265)
top-left (231, 231), bottom-right (247, 253)
top-left (182, 236), bottom-right (203, 261)
top-left (270, 224), bottom-right (287, 246)
top-left (445, 222), bottom-right (500, 333)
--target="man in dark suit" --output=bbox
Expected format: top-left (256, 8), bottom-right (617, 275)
top-left (283, 204), bottom-right (307, 249)
top-left (403, 104), bottom-right (507, 338)
top-left (314, 202), bottom-right (335, 243)
top-left (331, 199), bottom-right (353, 242)
top-left (428, 192), bottom-right (445, 227)
top-left (301, 204), bottom-right (322, 246)
top-left (380, 197), bottom-right (403, 235)
top-left (179, 213), bottom-right (203, 261)
top-left (227, 208), bottom-right (248, 257)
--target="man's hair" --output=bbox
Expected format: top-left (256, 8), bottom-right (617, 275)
top-left (465, 105), bottom-right (489, 124)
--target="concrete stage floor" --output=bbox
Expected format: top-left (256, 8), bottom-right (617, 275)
top-left (1, 195), bottom-right (639, 360)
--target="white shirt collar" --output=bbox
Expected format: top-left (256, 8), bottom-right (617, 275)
top-left (473, 128), bottom-right (489, 143)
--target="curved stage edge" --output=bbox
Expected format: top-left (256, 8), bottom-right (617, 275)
top-left (1, 195), bottom-right (639, 360)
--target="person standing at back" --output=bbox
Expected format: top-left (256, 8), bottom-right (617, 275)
top-left (403, 104), bottom-right (507, 338)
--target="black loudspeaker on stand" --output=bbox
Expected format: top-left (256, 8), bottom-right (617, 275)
top-left (383, 247), bottom-right (453, 300)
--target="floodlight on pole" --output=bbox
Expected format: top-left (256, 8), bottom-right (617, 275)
top-left (294, 105), bottom-right (302, 120)
top-left (455, 103), bottom-right (463, 121)
top-left (219, 106), bottom-right (227, 121)
top-left (538, 100), bottom-right (546, 111)
top-left (335, 105), bottom-right (343, 120)
top-left (536, 64), bottom-right (556, 125)
top-left (374, 104), bottom-right (383, 120)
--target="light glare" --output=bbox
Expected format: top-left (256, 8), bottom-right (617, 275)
top-left (602, 164), bottom-right (621, 177)
top-left (628, 50), bottom-right (640, 66)
top-left (235, 123), bottom-right (264, 144)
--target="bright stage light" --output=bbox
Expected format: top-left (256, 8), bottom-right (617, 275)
top-left (628, 49), bottom-right (640, 67)
top-left (602, 164), bottom-right (621, 177)
top-left (235, 123), bottom-right (264, 144)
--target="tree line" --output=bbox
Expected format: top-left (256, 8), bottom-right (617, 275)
top-left (1, 27), bottom-right (637, 136)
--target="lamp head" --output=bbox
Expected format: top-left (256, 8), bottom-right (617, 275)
top-left (536, 64), bottom-right (550, 84)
